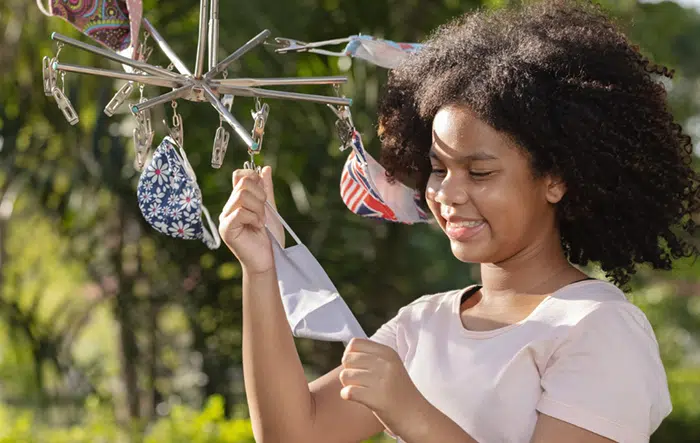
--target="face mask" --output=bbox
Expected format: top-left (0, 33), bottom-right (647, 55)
top-left (340, 130), bottom-right (429, 224)
top-left (343, 35), bottom-right (423, 69)
top-left (266, 205), bottom-right (366, 345)
top-left (38, 0), bottom-right (141, 52)
top-left (274, 35), bottom-right (422, 70)
top-left (137, 137), bottom-right (221, 250)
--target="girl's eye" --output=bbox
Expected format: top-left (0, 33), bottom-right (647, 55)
top-left (429, 168), bottom-right (495, 178)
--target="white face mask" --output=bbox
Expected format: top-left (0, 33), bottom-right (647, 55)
top-left (265, 205), bottom-right (366, 345)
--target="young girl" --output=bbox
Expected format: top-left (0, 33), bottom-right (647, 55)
top-left (218, 1), bottom-right (700, 441)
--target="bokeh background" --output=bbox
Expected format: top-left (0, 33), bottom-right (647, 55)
top-left (1, 0), bottom-right (699, 441)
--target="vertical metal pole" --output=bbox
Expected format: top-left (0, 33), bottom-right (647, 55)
top-left (194, 0), bottom-right (209, 78)
top-left (208, 0), bottom-right (220, 70)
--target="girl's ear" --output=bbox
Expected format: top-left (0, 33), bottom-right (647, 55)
top-left (545, 175), bottom-right (567, 204)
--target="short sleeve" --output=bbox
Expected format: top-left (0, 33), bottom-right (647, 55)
top-left (369, 309), bottom-right (403, 352)
top-left (537, 302), bottom-right (672, 442)
top-left (369, 303), bottom-right (415, 362)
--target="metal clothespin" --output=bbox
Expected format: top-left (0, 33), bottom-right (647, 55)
top-left (251, 99), bottom-right (269, 151)
top-left (42, 57), bottom-right (57, 96)
top-left (51, 87), bottom-right (79, 125)
top-left (51, 68), bottom-right (79, 125)
top-left (132, 91), bottom-right (154, 145)
top-left (130, 86), bottom-right (155, 169)
top-left (328, 86), bottom-right (355, 151)
top-left (328, 104), bottom-right (355, 150)
top-left (141, 103), bottom-right (154, 147)
top-left (106, 33), bottom-right (154, 117)
top-left (211, 94), bottom-right (234, 169)
top-left (244, 99), bottom-right (269, 173)
top-left (267, 37), bottom-right (351, 57)
top-left (132, 118), bottom-right (152, 170)
top-left (105, 82), bottom-right (135, 116)
top-left (132, 126), bottom-right (147, 169)
top-left (138, 43), bottom-right (154, 63)
top-left (43, 43), bottom-right (63, 96)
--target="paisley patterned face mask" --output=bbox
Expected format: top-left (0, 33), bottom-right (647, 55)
top-left (37, 0), bottom-right (142, 53)
top-left (136, 137), bottom-right (221, 249)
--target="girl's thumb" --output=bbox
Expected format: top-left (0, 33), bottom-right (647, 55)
top-left (260, 166), bottom-right (276, 208)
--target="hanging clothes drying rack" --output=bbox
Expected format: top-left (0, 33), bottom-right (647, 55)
top-left (42, 0), bottom-right (353, 167)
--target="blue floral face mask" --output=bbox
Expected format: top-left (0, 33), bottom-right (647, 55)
top-left (137, 137), bottom-right (221, 249)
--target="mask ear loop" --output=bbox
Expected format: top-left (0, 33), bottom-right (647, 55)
top-left (264, 201), bottom-right (302, 248)
top-left (201, 206), bottom-right (222, 249)
top-left (169, 138), bottom-right (222, 250)
top-left (36, 0), bottom-right (51, 17)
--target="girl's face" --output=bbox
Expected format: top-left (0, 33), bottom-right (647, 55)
top-left (426, 105), bottom-right (566, 264)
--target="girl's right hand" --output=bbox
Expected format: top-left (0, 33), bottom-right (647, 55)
top-left (218, 166), bottom-right (283, 275)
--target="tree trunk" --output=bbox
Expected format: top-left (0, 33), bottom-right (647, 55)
top-left (146, 293), bottom-right (162, 421)
top-left (114, 205), bottom-right (141, 422)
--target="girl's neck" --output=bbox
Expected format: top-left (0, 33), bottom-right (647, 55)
top-left (479, 235), bottom-right (584, 297)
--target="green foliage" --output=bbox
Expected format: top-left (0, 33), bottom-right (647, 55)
top-left (0, 396), bottom-right (124, 443)
top-left (145, 396), bottom-right (255, 443)
top-left (0, 395), bottom-right (395, 443)
top-left (0, 396), bottom-right (253, 443)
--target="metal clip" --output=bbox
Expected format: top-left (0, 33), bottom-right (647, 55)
top-left (134, 99), bottom-right (154, 146)
top-left (221, 94), bottom-right (234, 111)
top-left (132, 127), bottom-right (149, 170)
top-left (211, 126), bottom-right (230, 169)
top-left (42, 57), bottom-right (57, 96)
top-left (211, 94), bottom-right (234, 169)
top-left (171, 112), bottom-right (184, 147)
top-left (243, 100), bottom-right (269, 173)
top-left (328, 104), bottom-right (355, 151)
top-left (51, 87), bottom-right (79, 125)
top-left (250, 101), bottom-right (269, 153)
top-left (139, 45), bottom-right (154, 63)
top-left (105, 82), bottom-right (135, 116)
top-left (130, 98), bottom-right (154, 169)
top-left (268, 37), bottom-right (309, 53)
top-left (268, 37), bottom-right (351, 56)
top-left (143, 111), bottom-right (153, 146)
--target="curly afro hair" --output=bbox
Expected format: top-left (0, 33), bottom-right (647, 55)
top-left (377, 0), bottom-right (700, 288)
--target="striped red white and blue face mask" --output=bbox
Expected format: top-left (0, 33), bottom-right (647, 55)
top-left (340, 130), bottom-right (429, 224)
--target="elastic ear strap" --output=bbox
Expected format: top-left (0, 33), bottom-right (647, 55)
top-left (201, 205), bottom-right (222, 249)
top-left (264, 201), bottom-right (302, 246)
top-left (36, 0), bottom-right (51, 16)
top-left (177, 144), bottom-right (198, 181)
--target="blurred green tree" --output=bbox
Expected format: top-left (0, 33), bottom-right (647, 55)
top-left (0, 0), bottom-right (699, 441)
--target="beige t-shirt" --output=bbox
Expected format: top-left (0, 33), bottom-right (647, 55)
top-left (370, 280), bottom-right (672, 443)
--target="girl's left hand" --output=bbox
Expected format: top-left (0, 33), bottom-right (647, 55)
top-left (339, 338), bottom-right (429, 435)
